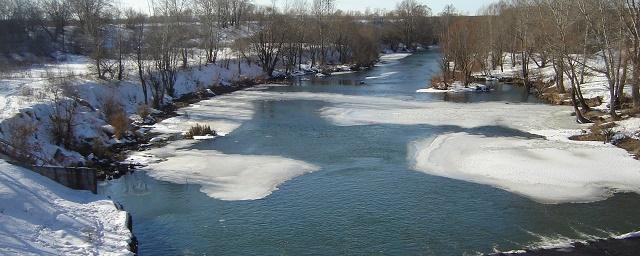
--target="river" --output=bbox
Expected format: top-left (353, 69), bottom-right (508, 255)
top-left (100, 51), bottom-right (640, 255)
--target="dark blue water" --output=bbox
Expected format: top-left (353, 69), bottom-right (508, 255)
top-left (100, 51), bottom-right (640, 255)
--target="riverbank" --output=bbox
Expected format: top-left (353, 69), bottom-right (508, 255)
top-left (422, 52), bottom-right (640, 159)
top-left (0, 159), bottom-right (133, 255)
top-left (100, 51), bottom-right (640, 255)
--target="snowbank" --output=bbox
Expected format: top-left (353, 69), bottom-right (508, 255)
top-left (0, 54), bottom-right (264, 165)
top-left (408, 133), bottom-right (640, 203)
top-left (0, 160), bottom-right (132, 255)
top-left (129, 141), bottom-right (319, 201)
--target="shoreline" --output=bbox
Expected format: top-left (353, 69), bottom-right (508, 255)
top-left (422, 74), bottom-right (640, 160)
top-left (102, 51), bottom-right (640, 255)
top-left (108, 51), bottom-right (419, 178)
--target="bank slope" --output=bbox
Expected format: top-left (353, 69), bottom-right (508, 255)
top-left (0, 159), bottom-right (132, 255)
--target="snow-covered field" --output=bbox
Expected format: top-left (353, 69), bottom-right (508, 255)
top-left (0, 159), bottom-right (132, 255)
top-left (0, 54), bottom-right (92, 121)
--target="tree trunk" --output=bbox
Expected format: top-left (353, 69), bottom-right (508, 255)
top-left (555, 60), bottom-right (565, 93)
top-left (571, 86), bottom-right (591, 124)
top-left (634, 64), bottom-right (640, 109)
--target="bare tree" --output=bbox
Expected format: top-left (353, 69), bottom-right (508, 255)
top-left (395, 0), bottom-right (432, 50)
top-left (580, 0), bottom-right (628, 119)
top-left (617, 0), bottom-right (640, 109)
top-left (251, 9), bottom-right (287, 77)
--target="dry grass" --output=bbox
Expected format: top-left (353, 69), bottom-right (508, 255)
top-left (616, 138), bottom-right (640, 159)
top-left (184, 124), bottom-right (216, 139)
top-left (103, 96), bottom-right (129, 139)
top-left (7, 120), bottom-right (39, 159)
top-left (137, 104), bottom-right (151, 120)
top-left (109, 111), bottom-right (129, 139)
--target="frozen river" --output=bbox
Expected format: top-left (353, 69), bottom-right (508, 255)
top-left (100, 51), bottom-right (640, 255)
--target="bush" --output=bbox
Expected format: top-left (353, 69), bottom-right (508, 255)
top-left (184, 124), bottom-right (216, 139)
top-left (109, 110), bottom-right (129, 139)
top-left (137, 104), bottom-right (151, 120)
top-left (6, 120), bottom-right (40, 163)
top-left (430, 74), bottom-right (451, 90)
top-left (103, 97), bottom-right (129, 139)
top-left (602, 127), bottom-right (616, 143)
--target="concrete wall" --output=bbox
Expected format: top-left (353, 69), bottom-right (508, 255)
top-left (29, 166), bottom-right (97, 194)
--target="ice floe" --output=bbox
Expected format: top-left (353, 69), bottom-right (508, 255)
top-left (131, 141), bottom-right (319, 201)
top-left (408, 133), bottom-right (640, 203)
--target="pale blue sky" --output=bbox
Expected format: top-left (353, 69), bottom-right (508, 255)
top-left (254, 0), bottom-right (491, 14)
top-left (122, 0), bottom-right (492, 15)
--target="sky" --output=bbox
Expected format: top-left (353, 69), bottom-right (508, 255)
top-left (123, 0), bottom-right (493, 15)
top-left (254, 0), bottom-right (492, 14)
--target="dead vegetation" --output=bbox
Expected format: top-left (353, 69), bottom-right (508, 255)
top-left (103, 96), bottom-right (129, 140)
top-left (184, 124), bottom-right (216, 139)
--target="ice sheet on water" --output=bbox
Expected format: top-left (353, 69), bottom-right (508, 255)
top-left (408, 133), bottom-right (640, 203)
top-left (132, 141), bottom-right (319, 201)
top-left (144, 90), bottom-right (640, 203)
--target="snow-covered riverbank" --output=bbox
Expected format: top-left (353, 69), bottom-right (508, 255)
top-left (0, 159), bottom-right (132, 255)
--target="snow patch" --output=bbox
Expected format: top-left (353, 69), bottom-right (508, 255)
top-left (0, 160), bottom-right (132, 255)
top-left (130, 141), bottom-right (319, 201)
top-left (408, 133), bottom-right (640, 203)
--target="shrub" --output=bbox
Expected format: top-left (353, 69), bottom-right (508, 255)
top-left (6, 120), bottom-right (40, 163)
top-left (602, 128), bottom-right (616, 143)
top-left (137, 104), bottom-right (151, 120)
top-left (102, 96), bottom-right (121, 121)
top-left (184, 124), bottom-right (216, 139)
top-left (109, 110), bottom-right (129, 139)
top-left (92, 139), bottom-right (113, 159)
top-left (430, 74), bottom-right (451, 90)
top-left (103, 96), bottom-right (129, 139)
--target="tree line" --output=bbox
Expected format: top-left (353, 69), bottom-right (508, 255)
top-left (437, 0), bottom-right (640, 123)
top-left (1, 0), bottom-right (437, 108)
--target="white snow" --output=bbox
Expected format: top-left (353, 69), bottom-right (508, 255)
top-left (614, 231), bottom-right (640, 239)
top-left (365, 71), bottom-right (398, 80)
top-left (316, 96), bottom-right (580, 133)
top-left (208, 90), bottom-right (640, 203)
top-left (151, 89), bottom-right (259, 136)
top-left (129, 141), bottom-right (319, 201)
top-left (408, 133), bottom-right (640, 203)
top-left (614, 117), bottom-right (640, 139)
top-left (0, 54), bottom-right (92, 121)
top-left (417, 81), bottom-right (486, 93)
top-left (379, 53), bottom-right (412, 62)
top-left (192, 135), bottom-right (216, 140)
top-left (0, 159), bottom-right (132, 255)
top-left (375, 53), bottom-right (413, 67)
top-left (131, 90), bottom-right (323, 201)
